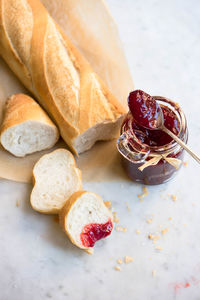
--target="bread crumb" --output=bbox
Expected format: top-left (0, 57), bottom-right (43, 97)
top-left (148, 234), bottom-right (160, 244)
top-left (148, 234), bottom-right (154, 240)
top-left (143, 186), bottom-right (148, 193)
top-left (183, 161), bottom-right (187, 167)
top-left (104, 201), bottom-right (111, 207)
top-left (115, 226), bottom-right (127, 233)
top-left (138, 186), bottom-right (148, 198)
top-left (148, 234), bottom-right (160, 241)
top-left (117, 259), bottom-right (123, 265)
top-left (168, 217), bottom-right (172, 221)
top-left (171, 195), bottom-right (177, 202)
top-left (152, 270), bottom-right (156, 277)
top-left (85, 248), bottom-right (94, 255)
top-left (113, 216), bottom-right (120, 223)
top-left (113, 212), bottom-right (117, 216)
top-left (124, 256), bottom-right (133, 264)
top-left (138, 186), bottom-right (148, 201)
top-left (114, 266), bottom-right (121, 271)
top-left (155, 246), bottom-right (162, 251)
top-left (161, 228), bottom-right (169, 235)
top-left (16, 200), bottom-right (20, 207)
top-left (136, 229), bottom-right (141, 234)
top-left (125, 201), bottom-right (131, 212)
top-left (146, 218), bottom-right (153, 224)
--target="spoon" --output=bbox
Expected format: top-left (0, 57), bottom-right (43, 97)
top-left (128, 90), bottom-right (200, 164)
top-left (155, 101), bottom-right (200, 164)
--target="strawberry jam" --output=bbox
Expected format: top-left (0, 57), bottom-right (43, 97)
top-left (117, 94), bottom-right (188, 185)
top-left (128, 90), bottom-right (161, 129)
top-left (129, 105), bottom-right (180, 147)
top-left (80, 219), bottom-right (113, 248)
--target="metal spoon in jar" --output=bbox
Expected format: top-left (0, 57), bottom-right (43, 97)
top-left (128, 90), bottom-right (200, 164)
top-left (154, 101), bottom-right (200, 164)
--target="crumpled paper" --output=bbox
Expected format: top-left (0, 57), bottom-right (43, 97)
top-left (0, 0), bottom-right (133, 183)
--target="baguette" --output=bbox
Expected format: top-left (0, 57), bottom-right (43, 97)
top-left (0, 0), bottom-right (126, 155)
top-left (31, 149), bottom-right (82, 214)
top-left (0, 93), bottom-right (59, 157)
top-left (59, 191), bottom-right (113, 250)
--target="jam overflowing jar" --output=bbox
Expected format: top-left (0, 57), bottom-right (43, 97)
top-left (117, 94), bottom-right (188, 185)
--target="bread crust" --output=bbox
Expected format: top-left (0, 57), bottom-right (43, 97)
top-left (30, 149), bottom-right (82, 214)
top-left (0, 93), bottom-right (59, 135)
top-left (59, 191), bottom-right (91, 249)
top-left (0, 93), bottom-right (59, 156)
top-left (0, 0), bottom-right (126, 154)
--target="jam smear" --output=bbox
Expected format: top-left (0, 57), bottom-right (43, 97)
top-left (128, 90), bottom-right (161, 129)
top-left (80, 219), bottom-right (113, 248)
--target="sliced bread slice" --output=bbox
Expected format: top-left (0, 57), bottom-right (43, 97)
top-left (31, 149), bottom-right (82, 214)
top-left (59, 191), bottom-right (113, 250)
top-left (0, 94), bottom-right (59, 157)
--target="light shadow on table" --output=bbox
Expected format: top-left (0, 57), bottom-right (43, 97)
top-left (21, 184), bottom-right (86, 257)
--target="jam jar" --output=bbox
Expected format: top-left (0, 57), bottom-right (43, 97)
top-left (117, 96), bottom-right (188, 185)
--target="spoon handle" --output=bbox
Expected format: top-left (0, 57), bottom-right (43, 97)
top-left (162, 126), bottom-right (200, 164)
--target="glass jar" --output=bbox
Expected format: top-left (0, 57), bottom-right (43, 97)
top-left (117, 97), bottom-right (188, 185)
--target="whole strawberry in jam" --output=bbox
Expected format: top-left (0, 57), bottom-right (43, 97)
top-left (127, 90), bottom-right (180, 146)
top-left (128, 90), bottom-right (161, 129)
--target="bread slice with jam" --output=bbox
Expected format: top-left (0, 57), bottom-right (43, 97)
top-left (59, 191), bottom-right (113, 250)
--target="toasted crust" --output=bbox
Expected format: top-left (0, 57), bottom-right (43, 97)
top-left (30, 148), bottom-right (82, 214)
top-left (0, 0), bottom-right (126, 155)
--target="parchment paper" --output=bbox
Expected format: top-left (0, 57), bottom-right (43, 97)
top-left (0, 0), bottom-right (133, 183)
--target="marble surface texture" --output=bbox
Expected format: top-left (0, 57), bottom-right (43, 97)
top-left (1, 0), bottom-right (200, 299)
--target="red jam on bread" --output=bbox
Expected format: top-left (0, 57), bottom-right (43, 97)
top-left (80, 219), bottom-right (113, 247)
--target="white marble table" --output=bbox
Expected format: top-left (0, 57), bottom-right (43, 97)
top-left (1, 1), bottom-right (200, 299)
